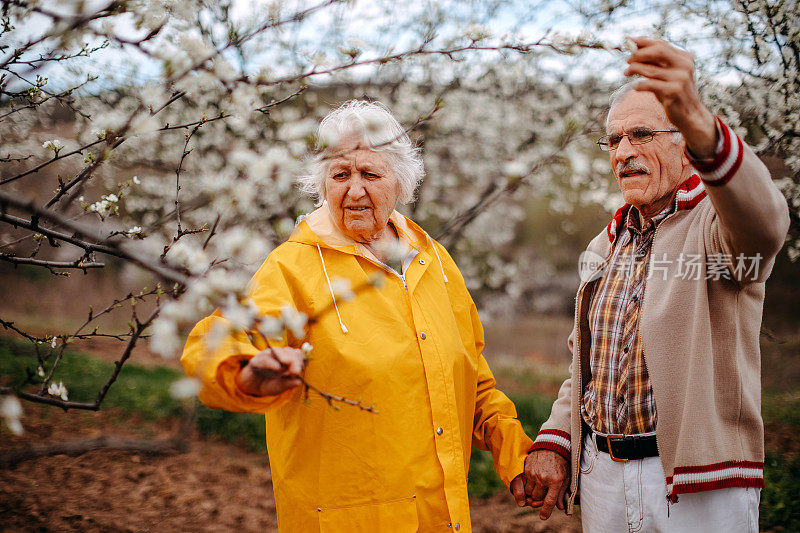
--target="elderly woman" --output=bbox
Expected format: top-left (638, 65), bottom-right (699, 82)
top-left (181, 100), bottom-right (532, 532)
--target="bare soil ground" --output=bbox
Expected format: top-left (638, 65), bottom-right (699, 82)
top-left (0, 405), bottom-right (582, 532)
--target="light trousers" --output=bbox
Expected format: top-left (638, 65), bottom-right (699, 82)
top-left (579, 433), bottom-right (760, 533)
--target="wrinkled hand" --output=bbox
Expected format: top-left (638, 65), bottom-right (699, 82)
top-left (235, 347), bottom-right (306, 396)
top-left (510, 473), bottom-right (527, 507)
top-left (522, 450), bottom-right (570, 520)
top-left (625, 36), bottom-right (717, 159)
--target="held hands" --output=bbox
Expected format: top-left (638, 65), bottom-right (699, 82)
top-left (625, 36), bottom-right (718, 160)
top-left (235, 346), bottom-right (306, 396)
top-left (510, 449), bottom-right (570, 520)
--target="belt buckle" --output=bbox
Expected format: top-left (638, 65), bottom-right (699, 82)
top-left (606, 434), bottom-right (628, 462)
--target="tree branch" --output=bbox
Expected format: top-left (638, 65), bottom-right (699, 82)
top-left (0, 190), bottom-right (188, 285)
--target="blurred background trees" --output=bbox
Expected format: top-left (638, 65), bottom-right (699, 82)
top-left (0, 0), bottom-right (797, 454)
top-left (1, 0), bottom-right (798, 529)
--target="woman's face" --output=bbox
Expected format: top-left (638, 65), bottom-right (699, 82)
top-left (323, 141), bottom-right (400, 244)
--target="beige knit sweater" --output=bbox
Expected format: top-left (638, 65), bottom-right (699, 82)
top-left (531, 118), bottom-right (791, 512)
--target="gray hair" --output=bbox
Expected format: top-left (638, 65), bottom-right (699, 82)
top-left (606, 80), bottom-right (682, 145)
top-left (298, 100), bottom-right (425, 205)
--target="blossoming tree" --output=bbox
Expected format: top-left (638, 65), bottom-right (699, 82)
top-left (0, 0), bottom-right (796, 434)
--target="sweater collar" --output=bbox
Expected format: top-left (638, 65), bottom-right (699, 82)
top-left (606, 174), bottom-right (707, 243)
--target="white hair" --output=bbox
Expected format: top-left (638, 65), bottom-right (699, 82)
top-left (606, 80), bottom-right (682, 145)
top-left (297, 100), bottom-right (425, 205)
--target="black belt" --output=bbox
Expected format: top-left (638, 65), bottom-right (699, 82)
top-left (594, 432), bottom-right (659, 462)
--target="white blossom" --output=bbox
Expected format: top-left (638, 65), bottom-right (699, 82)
top-left (126, 226), bottom-right (144, 237)
top-left (204, 320), bottom-right (231, 352)
top-left (502, 160), bottom-right (528, 178)
top-left (463, 24), bottom-right (491, 42)
top-left (93, 110), bottom-right (128, 133)
top-left (230, 84), bottom-right (260, 117)
top-left (87, 193), bottom-right (120, 218)
top-left (166, 240), bottom-right (210, 274)
top-left (623, 37), bottom-right (638, 53)
top-left (280, 305), bottom-right (307, 339)
top-left (257, 316), bottom-right (284, 340)
top-left (169, 377), bottom-right (201, 399)
top-left (221, 295), bottom-right (257, 330)
top-left (212, 57), bottom-right (238, 82)
top-left (47, 381), bottom-right (69, 401)
top-left (180, 35), bottom-right (215, 63)
top-left (0, 395), bottom-right (23, 435)
top-left (213, 227), bottom-right (271, 266)
top-left (149, 316), bottom-right (181, 358)
top-left (42, 139), bottom-right (63, 152)
top-left (330, 277), bottom-right (355, 302)
top-left (374, 238), bottom-right (406, 263)
top-left (140, 84), bottom-right (166, 109)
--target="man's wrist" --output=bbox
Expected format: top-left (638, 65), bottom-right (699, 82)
top-left (683, 109), bottom-right (719, 160)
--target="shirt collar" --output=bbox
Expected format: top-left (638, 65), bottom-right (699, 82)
top-left (606, 173), bottom-right (707, 243)
top-left (626, 202), bottom-right (674, 235)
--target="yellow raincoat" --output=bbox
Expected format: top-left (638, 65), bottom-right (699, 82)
top-left (181, 205), bottom-right (533, 532)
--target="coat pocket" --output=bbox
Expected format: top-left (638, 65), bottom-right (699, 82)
top-left (318, 495), bottom-right (419, 533)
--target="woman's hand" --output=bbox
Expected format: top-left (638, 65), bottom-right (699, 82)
top-left (235, 347), bottom-right (306, 396)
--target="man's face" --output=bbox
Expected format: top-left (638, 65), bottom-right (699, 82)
top-left (323, 141), bottom-right (399, 244)
top-left (607, 91), bottom-right (688, 215)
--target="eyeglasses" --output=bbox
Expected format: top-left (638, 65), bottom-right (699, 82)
top-left (596, 127), bottom-right (679, 151)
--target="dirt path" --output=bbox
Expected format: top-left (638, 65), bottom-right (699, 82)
top-left (0, 405), bottom-right (581, 532)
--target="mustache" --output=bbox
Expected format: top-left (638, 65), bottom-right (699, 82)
top-left (616, 160), bottom-right (651, 176)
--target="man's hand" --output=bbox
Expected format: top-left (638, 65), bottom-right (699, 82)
top-left (522, 449), bottom-right (570, 520)
top-left (624, 36), bottom-right (718, 159)
top-left (510, 473), bottom-right (527, 507)
top-left (235, 347), bottom-right (306, 396)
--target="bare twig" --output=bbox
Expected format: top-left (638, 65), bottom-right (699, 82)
top-left (175, 124), bottom-right (203, 234)
top-left (0, 254), bottom-right (104, 270)
top-left (0, 190), bottom-right (188, 285)
top-left (0, 318), bottom-right (44, 343)
top-left (255, 85), bottom-right (307, 114)
top-left (0, 137), bottom-right (106, 186)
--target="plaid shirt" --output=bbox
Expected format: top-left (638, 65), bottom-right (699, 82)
top-left (581, 203), bottom-right (674, 435)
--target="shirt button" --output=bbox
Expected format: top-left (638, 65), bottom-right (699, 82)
top-left (420, 332), bottom-right (426, 340)
top-left (455, 524), bottom-right (461, 531)
top-left (623, 346), bottom-right (629, 354)
top-left (419, 259), bottom-right (426, 265)
top-left (632, 295), bottom-right (638, 303)
top-left (436, 427), bottom-right (444, 435)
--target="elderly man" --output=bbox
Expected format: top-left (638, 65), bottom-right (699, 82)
top-left (523, 37), bottom-right (790, 532)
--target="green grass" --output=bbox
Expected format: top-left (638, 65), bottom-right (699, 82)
top-left (468, 393), bottom-right (554, 498)
top-left (763, 389), bottom-right (800, 428)
top-left (2, 335), bottom-right (798, 529)
top-left (762, 452), bottom-right (800, 531)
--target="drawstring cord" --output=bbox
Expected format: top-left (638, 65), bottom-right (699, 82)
top-left (316, 244), bottom-right (348, 334)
